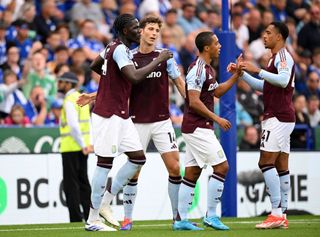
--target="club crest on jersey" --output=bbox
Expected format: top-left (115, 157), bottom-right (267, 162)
top-left (111, 145), bottom-right (117, 154)
top-left (279, 61), bottom-right (289, 72)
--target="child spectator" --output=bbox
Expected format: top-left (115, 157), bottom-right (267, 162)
top-left (3, 104), bottom-right (31, 126)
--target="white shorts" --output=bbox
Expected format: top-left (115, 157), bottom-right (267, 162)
top-left (134, 118), bottom-right (178, 154)
top-left (91, 113), bottom-right (143, 157)
top-left (182, 128), bottom-right (227, 168)
top-left (260, 117), bottom-right (295, 153)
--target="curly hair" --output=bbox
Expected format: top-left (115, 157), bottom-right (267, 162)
top-left (113, 14), bottom-right (137, 36)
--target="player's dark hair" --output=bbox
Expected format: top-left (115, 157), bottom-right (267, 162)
top-left (270, 21), bottom-right (289, 41)
top-left (195, 31), bottom-right (214, 52)
top-left (139, 15), bottom-right (162, 29)
top-left (113, 14), bottom-right (137, 36)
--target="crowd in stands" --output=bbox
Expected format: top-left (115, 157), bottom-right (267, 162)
top-left (0, 0), bottom-right (319, 150)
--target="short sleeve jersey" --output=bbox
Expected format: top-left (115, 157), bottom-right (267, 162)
top-left (263, 48), bottom-right (296, 122)
top-left (129, 48), bottom-right (180, 123)
top-left (181, 58), bottom-right (219, 133)
top-left (93, 39), bottom-right (134, 119)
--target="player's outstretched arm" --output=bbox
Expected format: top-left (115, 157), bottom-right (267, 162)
top-left (172, 76), bottom-right (186, 98)
top-left (228, 61), bottom-right (264, 92)
top-left (122, 49), bottom-right (173, 84)
top-left (188, 90), bottom-right (231, 131)
top-left (77, 92), bottom-right (97, 107)
top-left (214, 71), bottom-right (242, 98)
top-left (215, 55), bottom-right (243, 97)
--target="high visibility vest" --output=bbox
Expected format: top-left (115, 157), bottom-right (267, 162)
top-left (59, 91), bottom-right (91, 152)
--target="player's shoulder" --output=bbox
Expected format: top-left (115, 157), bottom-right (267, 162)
top-left (130, 46), bottom-right (139, 55)
top-left (187, 58), bottom-right (206, 78)
top-left (193, 58), bottom-right (206, 72)
top-left (276, 48), bottom-right (294, 62)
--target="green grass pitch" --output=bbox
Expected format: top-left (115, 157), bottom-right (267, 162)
top-left (0, 215), bottom-right (319, 237)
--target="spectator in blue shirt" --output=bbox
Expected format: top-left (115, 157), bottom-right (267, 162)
top-left (177, 3), bottom-right (205, 36)
top-left (0, 21), bottom-right (7, 65)
top-left (68, 19), bottom-right (104, 61)
top-left (8, 20), bottom-right (33, 64)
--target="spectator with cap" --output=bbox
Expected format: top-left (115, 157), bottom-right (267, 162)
top-left (58, 71), bottom-right (92, 222)
top-left (8, 19), bottom-right (33, 63)
top-left (45, 98), bottom-right (63, 125)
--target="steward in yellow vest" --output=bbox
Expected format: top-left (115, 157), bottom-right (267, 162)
top-left (58, 72), bottom-right (92, 222)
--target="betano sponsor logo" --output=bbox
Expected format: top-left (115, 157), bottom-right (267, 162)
top-left (146, 71), bottom-right (162, 79)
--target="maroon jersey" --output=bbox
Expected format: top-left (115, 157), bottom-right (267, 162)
top-left (129, 49), bottom-right (179, 123)
top-left (263, 49), bottom-right (296, 122)
top-left (182, 58), bottom-right (218, 133)
top-left (93, 39), bottom-right (132, 119)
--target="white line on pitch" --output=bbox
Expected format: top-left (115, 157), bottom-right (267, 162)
top-left (0, 219), bottom-right (319, 232)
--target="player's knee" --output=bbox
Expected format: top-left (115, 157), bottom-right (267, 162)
top-left (258, 163), bottom-right (274, 171)
top-left (97, 156), bottom-right (114, 169)
top-left (128, 155), bottom-right (146, 167)
top-left (214, 161), bottom-right (229, 176)
top-left (167, 162), bottom-right (180, 176)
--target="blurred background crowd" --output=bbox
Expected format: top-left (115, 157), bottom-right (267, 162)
top-left (0, 0), bottom-right (319, 150)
